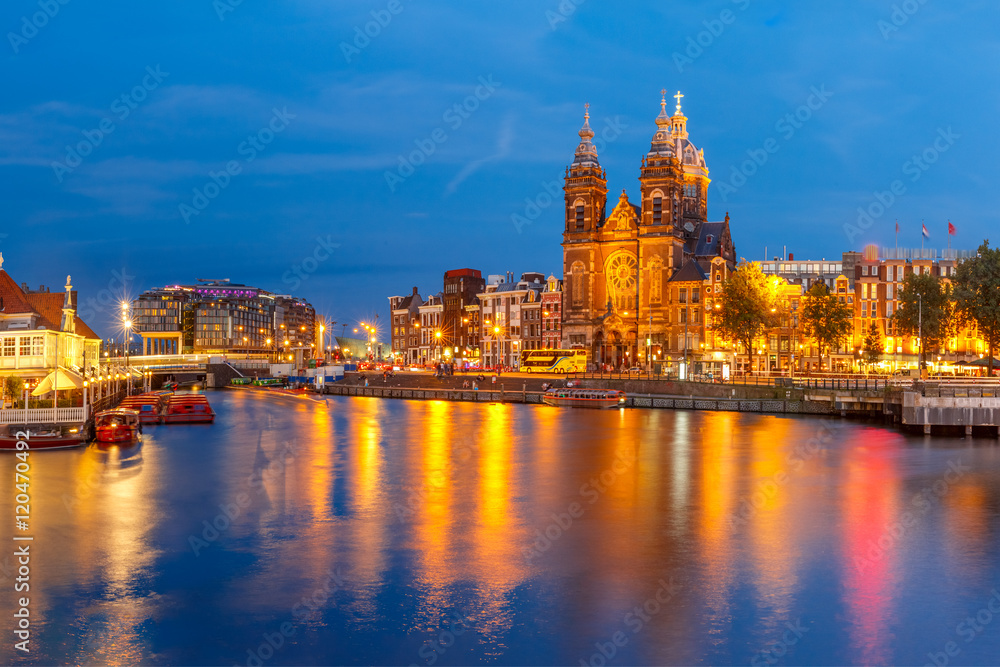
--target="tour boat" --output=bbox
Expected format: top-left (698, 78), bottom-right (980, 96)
top-left (94, 409), bottom-right (142, 444)
top-left (119, 391), bottom-right (170, 424)
top-left (0, 423), bottom-right (89, 450)
top-left (163, 394), bottom-right (215, 424)
top-left (542, 388), bottom-right (627, 409)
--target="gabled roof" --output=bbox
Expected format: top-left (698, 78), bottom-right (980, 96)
top-left (694, 221), bottom-right (726, 257)
top-left (0, 271), bottom-right (100, 340)
top-left (669, 260), bottom-right (709, 283)
top-left (0, 271), bottom-right (35, 315)
top-left (24, 291), bottom-right (100, 340)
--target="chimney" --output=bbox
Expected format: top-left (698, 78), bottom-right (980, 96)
top-left (412, 286), bottom-right (418, 295)
top-left (789, 253), bottom-right (794, 261)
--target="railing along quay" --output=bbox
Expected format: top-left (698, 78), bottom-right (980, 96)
top-left (317, 383), bottom-right (830, 415)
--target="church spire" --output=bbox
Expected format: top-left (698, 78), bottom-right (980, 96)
top-left (572, 103), bottom-right (600, 169)
top-left (671, 90), bottom-right (689, 140)
top-left (647, 89), bottom-right (675, 158)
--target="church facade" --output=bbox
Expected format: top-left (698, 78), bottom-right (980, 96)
top-left (561, 92), bottom-right (736, 368)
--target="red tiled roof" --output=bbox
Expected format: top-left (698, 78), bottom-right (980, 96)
top-left (23, 290), bottom-right (101, 341)
top-left (0, 270), bottom-right (35, 315)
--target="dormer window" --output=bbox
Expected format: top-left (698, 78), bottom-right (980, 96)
top-left (706, 235), bottom-right (713, 245)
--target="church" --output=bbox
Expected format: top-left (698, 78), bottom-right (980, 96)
top-left (561, 92), bottom-right (737, 369)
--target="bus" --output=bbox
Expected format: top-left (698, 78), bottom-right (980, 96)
top-left (519, 349), bottom-right (588, 373)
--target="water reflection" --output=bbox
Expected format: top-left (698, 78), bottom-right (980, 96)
top-left (3, 392), bottom-right (1000, 665)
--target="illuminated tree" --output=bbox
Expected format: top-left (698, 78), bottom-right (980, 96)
top-left (714, 261), bottom-right (780, 369)
top-left (863, 322), bottom-right (883, 368)
top-left (800, 282), bottom-right (853, 371)
top-left (953, 240), bottom-right (1000, 374)
top-left (892, 272), bottom-right (955, 369)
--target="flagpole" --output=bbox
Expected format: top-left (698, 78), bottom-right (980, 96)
top-left (895, 220), bottom-right (898, 254)
top-left (947, 220), bottom-right (951, 250)
top-left (921, 219), bottom-right (924, 254)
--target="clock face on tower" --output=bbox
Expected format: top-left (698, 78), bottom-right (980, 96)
top-left (606, 253), bottom-right (637, 311)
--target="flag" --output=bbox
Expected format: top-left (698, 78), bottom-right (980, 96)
top-left (895, 221), bottom-right (899, 234)
top-left (922, 223), bottom-right (930, 239)
top-left (948, 221), bottom-right (956, 235)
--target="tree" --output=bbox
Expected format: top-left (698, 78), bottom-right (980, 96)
top-left (953, 240), bottom-right (1000, 375)
top-left (799, 282), bottom-right (853, 371)
top-left (892, 272), bottom-right (955, 369)
top-left (863, 322), bottom-right (884, 368)
top-left (714, 261), bottom-right (781, 371)
top-left (3, 376), bottom-right (24, 407)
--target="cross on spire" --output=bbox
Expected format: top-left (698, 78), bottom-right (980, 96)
top-left (674, 90), bottom-right (684, 113)
top-left (584, 102), bottom-right (590, 117)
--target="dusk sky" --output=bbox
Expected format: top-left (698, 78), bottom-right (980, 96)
top-left (2, 1), bottom-right (997, 337)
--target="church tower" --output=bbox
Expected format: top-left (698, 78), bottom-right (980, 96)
top-left (669, 91), bottom-right (711, 227)
top-left (562, 106), bottom-right (608, 350)
top-left (639, 90), bottom-right (685, 235)
top-left (563, 105), bottom-right (608, 239)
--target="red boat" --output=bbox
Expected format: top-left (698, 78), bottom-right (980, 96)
top-left (0, 423), bottom-right (89, 450)
top-left (95, 409), bottom-right (142, 444)
top-left (119, 391), bottom-right (170, 424)
top-left (163, 394), bottom-right (215, 424)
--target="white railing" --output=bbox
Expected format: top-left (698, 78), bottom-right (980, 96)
top-left (0, 407), bottom-right (86, 424)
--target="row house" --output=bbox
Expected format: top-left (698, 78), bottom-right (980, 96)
top-left (388, 287), bottom-right (423, 365)
top-left (417, 293), bottom-right (444, 363)
top-left (541, 276), bottom-right (563, 350)
top-left (478, 272), bottom-right (545, 369)
top-left (442, 268), bottom-right (485, 359)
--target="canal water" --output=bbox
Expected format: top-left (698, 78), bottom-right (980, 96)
top-left (3, 390), bottom-right (1000, 665)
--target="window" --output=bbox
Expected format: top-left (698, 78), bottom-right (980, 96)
top-left (862, 266), bottom-right (869, 276)
top-left (2, 338), bottom-right (13, 357)
top-left (862, 303), bottom-right (868, 318)
top-left (862, 284), bottom-right (869, 299)
top-left (19, 338), bottom-right (30, 356)
top-left (692, 289), bottom-right (700, 304)
top-left (886, 266), bottom-right (894, 282)
top-left (31, 337), bottom-right (43, 355)
top-left (575, 205), bottom-right (585, 231)
top-left (652, 197), bottom-right (662, 225)
top-left (571, 262), bottom-right (584, 307)
top-left (679, 288), bottom-right (687, 304)
top-left (650, 258), bottom-right (662, 304)
top-left (684, 184), bottom-right (697, 197)
top-left (886, 284), bottom-right (894, 300)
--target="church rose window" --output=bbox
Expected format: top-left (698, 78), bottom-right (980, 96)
top-left (606, 254), bottom-right (637, 311)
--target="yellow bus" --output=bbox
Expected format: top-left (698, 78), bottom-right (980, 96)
top-left (519, 349), bottom-right (587, 373)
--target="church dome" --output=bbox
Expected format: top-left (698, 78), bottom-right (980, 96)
top-left (571, 105), bottom-right (601, 169)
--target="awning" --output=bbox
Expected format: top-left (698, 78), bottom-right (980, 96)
top-left (31, 367), bottom-right (85, 396)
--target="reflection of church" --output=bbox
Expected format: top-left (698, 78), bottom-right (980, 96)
top-left (561, 92), bottom-right (736, 368)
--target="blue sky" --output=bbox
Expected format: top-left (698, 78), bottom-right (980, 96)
top-left (1, 0), bottom-right (997, 337)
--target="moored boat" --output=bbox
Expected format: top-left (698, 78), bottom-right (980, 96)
top-left (0, 423), bottom-right (89, 450)
top-left (163, 393), bottom-right (215, 423)
top-left (94, 409), bottom-right (142, 444)
top-left (119, 391), bottom-right (171, 424)
top-left (542, 388), bottom-right (626, 409)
